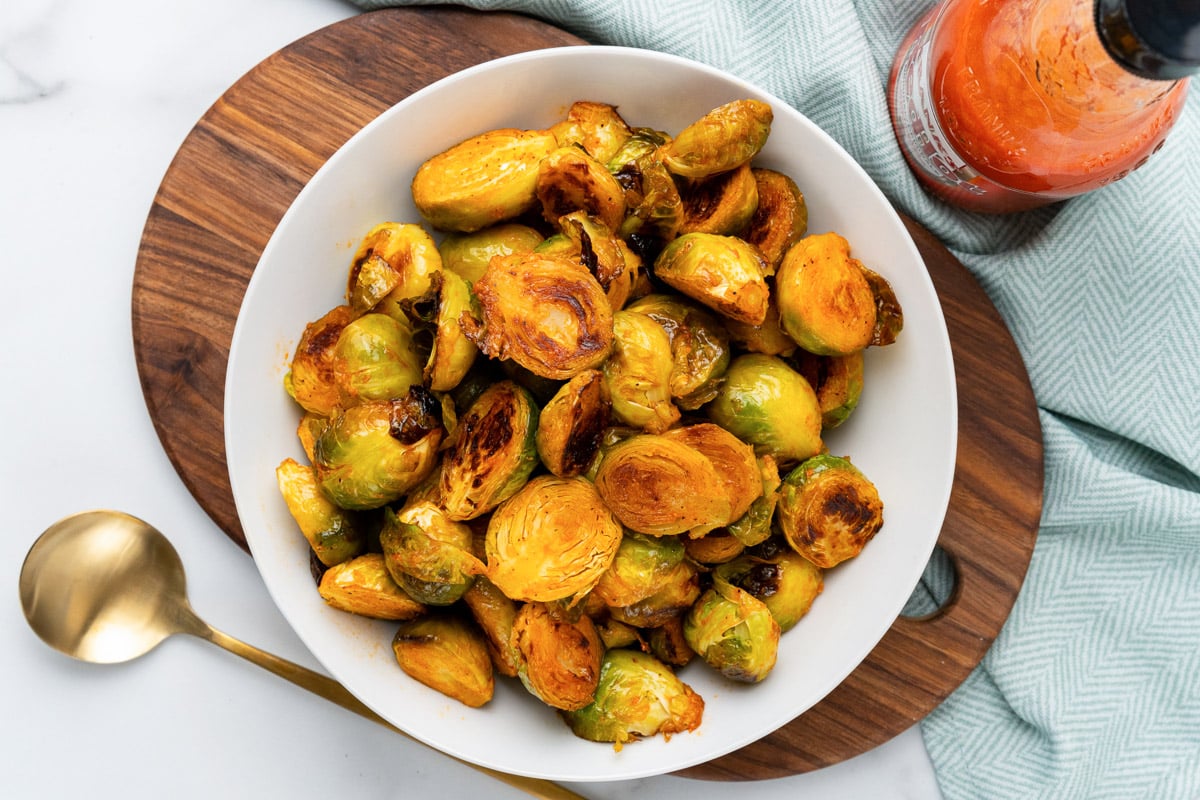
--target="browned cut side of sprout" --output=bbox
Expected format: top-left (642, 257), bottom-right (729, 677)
top-left (317, 553), bottom-right (427, 620)
top-left (287, 305), bottom-right (355, 417)
top-left (347, 221), bottom-right (443, 314)
top-left (678, 162), bottom-right (760, 236)
top-left (776, 454), bottom-right (885, 568)
top-left (550, 100), bottom-right (634, 164)
top-left (513, 602), bottom-right (604, 711)
top-left (741, 169), bottom-right (808, 274)
top-left (536, 146), bottom-right (628, 232)
top-left (535, 369), bottom-right (611, 478)
top-left (462, 576), bottom-right (522, 678)
top-left (862, 264), bottom-right (905, 346)
top-left (776, 232), bottom-right (877, 357)
top-left (662, 422), bottom-right (762, 526)
top-left (653, 232), bottom-right (770, 326)
top-left (392, 614), bottom-right (495, 708)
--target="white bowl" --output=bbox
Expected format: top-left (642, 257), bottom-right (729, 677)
top-left (225, 45), bottom-right (957, 782)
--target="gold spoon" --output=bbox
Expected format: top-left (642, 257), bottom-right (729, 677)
top-left (19, 509), bottom-right (586, 800)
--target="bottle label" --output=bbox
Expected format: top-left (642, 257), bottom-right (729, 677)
top-left (891, 18), bottom-right (986, 196)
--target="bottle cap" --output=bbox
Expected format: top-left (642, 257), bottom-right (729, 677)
top-left (1096, 0), bottom-right (1200, 79)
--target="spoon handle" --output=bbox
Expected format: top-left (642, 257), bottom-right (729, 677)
top-left (199, 624), bottom-right (590, 800)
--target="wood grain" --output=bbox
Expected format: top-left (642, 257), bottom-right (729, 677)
top-left (131, 7), bottom-right (1042, 780)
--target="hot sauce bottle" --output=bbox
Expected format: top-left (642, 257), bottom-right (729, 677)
top-left (888, 0), bottom-right (1200, 213)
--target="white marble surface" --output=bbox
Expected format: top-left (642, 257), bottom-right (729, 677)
top-left (0, 0), bottom-right (943, 797)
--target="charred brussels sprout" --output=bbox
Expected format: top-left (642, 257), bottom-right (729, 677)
top-left (312, 389), bottom-right (444, 510)
top-left (439, 380), bottom-right (539, 521)
top-left (602, 310), bottom-right (680, 434)
top-left (863, 264), bottom-right (904, 347)
top-left (741, 169), bottom-right (808, 273)
top-left (403, 270), bottom-right (479, 392)
top-left (608, 129), bottom-right (684, 242)
top-left (662, 422), bottom-right (762, 524)
top-left (683, 580), bottom-right (781, 683)
top-left (437, 223), bottom-right (544, 286)
top-left (608, 560), bottom-right (702, 628)
top-left (346, 222), bottom-right (442, 314)
top-left (592, 532), bottom-right (687, 608)
top-left (660, 99), bottom-right (773, 179)
top-left (562, 649), bottom-right (704, 747)
top-left (287, 305), bottom-right (355, 417)
top-left (536, 146), bottom-right (627, 232)
top-left (317, 552), bottom-right (426, 620)
top-left (485, 475), bottom-right (623, 603)
top-left (411, 127), bottom-right (558, 232)
top-left (513, 602), bottom-right (604, 711)
top-left (791, 349), bottom-right (865, 430)
top-left (333, 313), bottom-right (424, 406)
top-left (653, 232), bottom-right (770, 326)
top-left (706, 353), bottom-right (822, 465)
top-left (275, 457), bottom-right (365, 566)
top-left (715, 546), bottom-right (823, 632)
top-left (550, 100), bottom-right (633, 164)
top-left (462, 576), bottom-right (522, 678)
top-left (678, 162), bottom-right (760, 236)
top-left (379, 503), bottom-right (484, 606)
top-left (626, 294), bottom-right (731, 410)
top-left (593, 433), bottom-right (730, 537)
top-left (555, 211), bottom-right (640, 312)
top-left (463, 252), bottom-right (615, 380)
top-left (776, 454), bottom-right (884, 568)
top-left (536, 369), bottom-right (611, 478)
top-left (392, 614), bottom-right (494, 708)
top-left (776, 232), bottom-right (877, 357)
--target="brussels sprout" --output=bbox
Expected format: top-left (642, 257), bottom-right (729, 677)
top-left (562, 648), bottom-right (704, 746)
top-left (592, 532), bottom-right (687, 608)
top-left (727, 455), bottom-right (782, 547)
top-left (411, 127), bottom-right (558, 232)
top-left (608, 560), bottom-right (702, 628)
top-left (462, 251), bottom-right (615, 380)
top-left (333, 313), bottom-right (424, 406)
top-left (536, 146), bottom-right (627, 232)
top-left (721, 295), bottom-right (797, 357)
top-left (379, 503), bottom-right (484, 606)
top-left (609, 130), bottom-right (684, 242)
top-left (316, 552), bottom-right (426, 620)
top-left (402, 270), bottom-right (479, 392)
top-left (592, 434), bottom-right (730, 537)
top-left (438, 223), bottom-right (544, 286)
top-left (791, 349), bottom-right (865, 430)
top-left (776, 454), bottom-right (884, 568)
top-left (513, 602), bottom-right (604, 711)
top-left (776, 232), bottom-right (877, 357)
top-left (346, 222), bottom-right (442, 314)
top-left (392, 614), bottom-right (494, 708)
top-left (602, 310), bottom-right (680, 434)
top-left (682, 531), bottom-right (746, 565)
top-left (715, 546), bottom-right (824, 632)
top-left (595, 617), bottom-right (643, 651)
top-left (863, 264), bottom-right (904, 347)
top-left (536, 369), bottom-right (611, 478)
top-left (462, 576), bottom-right (522, 678)
top-left (287, 305), bottom-right (355, 417)
top-left (626, 294), bottom-right (731, 410)
top-left (678, 162), bottom-right (759, 236)
top-left (439, 380), bottom-right (539, 521)
top-left (275, 457), bottom-right (365, 566)
top-left (653, 232), bottom-right (770, 326)
top-left (683, 581), bottom-right (781, 683)
top-left (645, 616), bottom-right (695, 667)
top-left (555, 211), bottom-right (640, 312)
top-left (659, 98), bottom-right (773, 179)
top-left (706, 353), bottom-right (822, 465)
top-left (662, 422), bottom-right (761, 524)
top-left (296, 413), bottom-right (326, 463)
top-left (312, 389), bottom-right (444, 510)
top-left (550, 101), bottom-right (633, 163)
top-left (741, 169), bottom-right (808, 273)
top-left (485, 475), bottom-right (624, 603)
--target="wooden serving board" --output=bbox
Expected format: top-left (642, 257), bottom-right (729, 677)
top-left (131, 7), bottom-right (1042, 781)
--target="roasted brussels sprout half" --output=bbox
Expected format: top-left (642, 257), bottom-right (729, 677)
top-left (776, 232), bottom-right (877, 357)
top-left (592, 531), bottom-right (687, 608)
top-left (682, 530), bottom-right (746, 565)
top-left (437, 223), bottom-right (544, 286)
top-left (402, 270), bottom-right (479, 392)
top-left (791, 349), bottom-right (865, 429)
top-left (275, 457), bottom-right (365, 567)
top-left (536, 145), bottom-right (627, 232)
top-left (562, 648), bottom-right (704, 747)
top-left (678, 162), bottom-right (759, 236)
top-left (287, 305), bottom-right (355, 417)
top-left (722, 295), bottom-right (797, 357)
top-left (463, 252), bottom-right (615, 380)
top-left (653, 232), bottom-right (770, 326)
top-left (683, 580), bottom-right (781, 683)
top-left (776, 454), bottom-right (884, 568)
top-left (462, 576), bottom-right (522, 678)
top-left (602, 310), bottom-right (680, 434)
top-left (662, 422), bottom-right (762, 525)
top-left (439, 380), bottom-right (539, 521)
top-left (626, 294), bottom-right (731, 410)
top-left (296, 412), bottom-right (326, 463)
top-left (392, 614), bottom-right (494, 708)
top-left (347, 222), bottom-right (443, 314)
top-left (659, 98), bottom-right (773, 179)
top-left (311, 389), bottom-right (444, 510)
top-left (550, 100), bottom-right (633, 164)
top-left (317, 552), bottom-right (426, 620)
top-left (593, 433), bottom-right (730, 537)
top-left (554, 211), bottom-right (640, 312)
top-left (379, 503), bottom-right (484, 606)
top-left (863, 264), bottom-right (904, 347)
top-left (608, 129), bottom-right (684, 242)
top-left (706, 353), bottom-right (822, 465)
top-left (411, 127), bottom-right (558, 232)
top-left (741, 168), bottom-right (808, 273)
top-left (333, 312), bottom-right (424, 406)
top-left (607, 560), bottom-right (702, 628)
top-left (536, 369), bottom-right (611, 478)
top-left (715, 545), bottom-right (823, 632)
top-left (485, 475), bottom-right (623, 603)
top-left (645, 616), bottom-right (695, 667)
top-left (727, 455), bottom-right (782, 547)
top-left (513, 602), bottom-right (604, 711)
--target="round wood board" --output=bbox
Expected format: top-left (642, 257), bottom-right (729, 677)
top-left (131, 6), bottom-right (1043, 781)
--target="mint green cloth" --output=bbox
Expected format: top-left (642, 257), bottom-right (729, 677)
top-left (348, 1), bottom-right (1200, 796)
